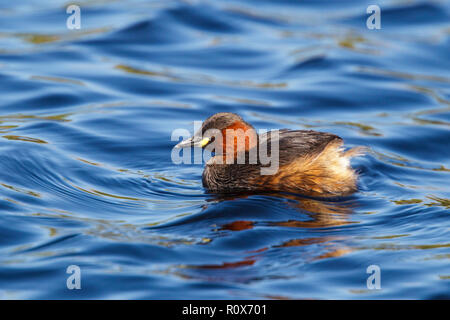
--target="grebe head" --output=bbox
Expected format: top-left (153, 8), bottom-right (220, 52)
top-left (175, 112), bottom-right (256, 154)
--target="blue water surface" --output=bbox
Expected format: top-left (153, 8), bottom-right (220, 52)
top-left (0, 0), bottom-right (449, 299)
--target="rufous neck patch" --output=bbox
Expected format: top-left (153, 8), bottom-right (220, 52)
top-left (220, 121), bottom-right (258, 160)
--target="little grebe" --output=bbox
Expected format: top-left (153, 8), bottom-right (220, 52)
top-left (175, 112), bottom-right (364, 197)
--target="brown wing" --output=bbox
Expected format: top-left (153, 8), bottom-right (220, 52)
top-left (259, 129), bottom-right (342, 167)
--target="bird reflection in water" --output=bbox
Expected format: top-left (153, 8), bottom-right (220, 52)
top-left (188, 193), bottom-right (356, 274)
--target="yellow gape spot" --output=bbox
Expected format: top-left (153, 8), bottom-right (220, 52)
top-left (200, 137), bottom-right (210, 147)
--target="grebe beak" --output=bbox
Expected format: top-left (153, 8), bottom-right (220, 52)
top-left (175, 136), bottom-right (210, 149)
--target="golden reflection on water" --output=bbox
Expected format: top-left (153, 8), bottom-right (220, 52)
top-left (30, 75), bottom-right (85, 86)
top-left (2, 135), bottom-right (47, 144)
top-left (0, 113), bottom-right (72, 144)
top-left (338, 34), bottom-right (381, 55)
top-left (424, 196), bottom-right (450, 209)
top-left (64, 178), bottom-right (150, 206)
top-left (20, 34), bottom-right (60, 44)
top-left (362, 243), bottom-right (450, 251)
top-left (0, 125), bottom-right (18, 134)
top-left (0, 183), bottom-right (41, 198)
top-left (373, 149), bottom-right (450, 173)
top-left (249, 111), bottom-right (383, 137)
top-left (115, 62), bottom-right (287, 89)
top-left (356, 66), bottom-right (450, 84)
top-left (16, 28), bottom-right (111, 44)
top-left (115, 64), bottom-right (182, 82)
top-left (214, 95), bottom-right (272, 106)
top-left (333, 121), bottom-right (382, 136)
top-left (0, 113), bottom-right (71, 123)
